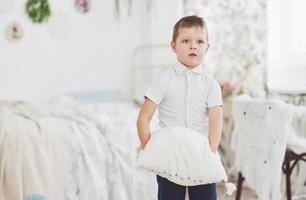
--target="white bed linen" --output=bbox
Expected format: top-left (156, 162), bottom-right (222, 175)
top-left (0, 98), bottom-right (158, 200)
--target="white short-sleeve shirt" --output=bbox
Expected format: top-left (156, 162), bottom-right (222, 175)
top-left (144, 62), bottom-right (223, 136)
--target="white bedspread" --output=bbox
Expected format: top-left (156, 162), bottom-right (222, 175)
top-left (0, 98), bottom-right (158, 200)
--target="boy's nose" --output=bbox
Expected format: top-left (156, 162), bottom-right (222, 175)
top-left (190, 42), bottom-right (197, 49)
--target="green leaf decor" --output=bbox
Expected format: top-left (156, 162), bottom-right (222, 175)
top-left (26, 0), bottom-right (51, 23)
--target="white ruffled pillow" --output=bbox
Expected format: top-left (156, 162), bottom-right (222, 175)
top-left (137, 126), bottom-right (236, 195)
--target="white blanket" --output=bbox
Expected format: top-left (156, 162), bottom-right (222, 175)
top-left (231, 98), bottom-right (293, 200)
top-left (0, 98), bottom-right (158, 200)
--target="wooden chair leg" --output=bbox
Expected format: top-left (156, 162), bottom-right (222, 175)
top-left (282, 149), bottom-right (306, 200)
top-left (235, 172), bottom-right (244, 200)
top-left (283, 149), bottom-right (294, 200)
top-left (285, 161), bottom-right (292, 200)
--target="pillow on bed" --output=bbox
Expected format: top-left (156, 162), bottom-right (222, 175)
top-left (136, 126), bottom-right (228, 186)
top-left (65, 89), bottom-right (123, 102)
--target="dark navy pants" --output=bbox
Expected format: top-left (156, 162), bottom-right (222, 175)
top-left (157, 175), bottom-right (216, 200)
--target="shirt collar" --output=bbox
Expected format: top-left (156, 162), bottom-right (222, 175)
top-left (175, 61), bottom-right (204, 76)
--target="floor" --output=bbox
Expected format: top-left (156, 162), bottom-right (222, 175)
top-left (217, 184), bottom-right (258, 200)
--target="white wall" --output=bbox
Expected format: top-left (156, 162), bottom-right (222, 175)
top-left (148, 0), bottom-right (183, 45)
top-left (0, 0), bottom-right (183, 102)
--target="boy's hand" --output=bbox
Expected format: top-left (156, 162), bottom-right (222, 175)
top-left (137, 98), bottom-right (157, 149)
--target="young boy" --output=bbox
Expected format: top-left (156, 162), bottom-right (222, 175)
top-left (136, 15), bottom-right (223, 200)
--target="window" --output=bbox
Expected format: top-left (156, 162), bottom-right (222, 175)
top-left (267, 0), bottom-right (306, 93)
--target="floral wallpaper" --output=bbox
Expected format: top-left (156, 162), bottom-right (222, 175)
top-left (184, 0), bottom-right (267, 97)
top-left (183, 0), bottom-right (267, 172)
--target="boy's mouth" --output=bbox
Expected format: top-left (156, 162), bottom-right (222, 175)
top-left (189, 53), bottom-right (197, 57)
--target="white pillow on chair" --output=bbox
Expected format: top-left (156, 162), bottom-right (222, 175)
top-left (137, 126), bottom-right (228, 186)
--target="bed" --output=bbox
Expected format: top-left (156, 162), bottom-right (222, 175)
top-left (0, 98), bottom-right (145, 200)
top-left (0, 44), bottom-right (175, 200)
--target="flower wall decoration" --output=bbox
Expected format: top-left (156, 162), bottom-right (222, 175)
top-left (26, 0), bottom-right (51, 23)
top-left (5, 22), bottom-right (24, 41)
top-left (75, 0), bottom-right (90, 14)
top-left (114, 0), bottom-right (133, 18)
top-left (113, 0), bottom-right (153, 19)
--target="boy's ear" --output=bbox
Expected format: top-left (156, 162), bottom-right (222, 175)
top-left (171, 41), bottom-right (176, 53)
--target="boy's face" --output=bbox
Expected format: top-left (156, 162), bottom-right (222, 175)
top-left (171, 26), bottom-right (209, 69)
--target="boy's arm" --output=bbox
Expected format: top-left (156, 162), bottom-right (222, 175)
top-left (208, 106), bottom-right (223, 153)
top-left (137, 98), bottom-right (158, 149)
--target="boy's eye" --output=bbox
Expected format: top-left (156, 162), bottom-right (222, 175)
top-left (182, 39), bottom-right (189, 43)
top-left (198, 40), bottom-right (205, 44)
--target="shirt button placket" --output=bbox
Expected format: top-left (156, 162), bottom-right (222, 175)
top-left (186, 72), bottom-right (190, 128)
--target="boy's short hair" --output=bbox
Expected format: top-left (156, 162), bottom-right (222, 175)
top-left (172, 15), bottom-right (208, 42)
